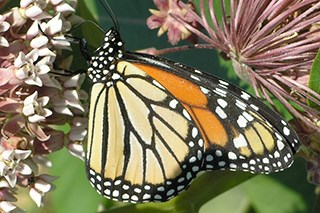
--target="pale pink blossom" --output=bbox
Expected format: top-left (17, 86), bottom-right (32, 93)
top-left (29, 174), bottom-right (57, 207)
top-left (14, 50), bottom-right (52, 87)
top-left (22, 91), bottom-right (52, 123)
top-left (147, 0), bottom-right (198, 45)
top-left (0, 148), bottom-right (32, 187)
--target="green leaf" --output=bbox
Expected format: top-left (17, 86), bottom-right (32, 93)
top-left (48, 149), bottom-right (105, 213)
top-left (308, 49), bottom-right (320, 110)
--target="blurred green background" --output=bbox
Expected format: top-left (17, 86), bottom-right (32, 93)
top-left (8, 0), bottom-right (315, 212)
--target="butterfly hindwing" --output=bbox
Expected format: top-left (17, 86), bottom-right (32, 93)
top-left (86, 60), bottom-right (204, 203)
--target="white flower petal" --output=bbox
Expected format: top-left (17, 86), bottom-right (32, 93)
top-left (54, 106), bottom-right (73, 116)
top-left (50, 0), bottom-right (63, 5)
top-left (25, 49), bottom-right (39, 63)
top-left (46, 14), bottom-right (63, 35)
top-left (0, 36), bottom-right (9, 47)
top-left (30, 35), bottom-right (49, 48)
top-left (25, 5), bottom-right (43, 18)
top-left (22, 103), bottom-right (35, 116)
top-left (67, 143), bottom-right (85, 161)
top-left (20, 0), bottom-right (34, 8)
top-left (35, 179), bottom-right (51, 193)
top-left (37, 64), bottom-right (51, 75)
top-left (64, 90), bottom-right (78, 101)
top-left (28, 114), bottom-right (46, 123)
top-left (19, 163), bottom-right (32, 175)
top-left (38, 47), bottom-right (56, 57)
top-left (0, 201), bottom-right (16, 212)
top-left (5, 172), bottom-right (17, 187)
top-left (42, 108), bottom-right (53, 117)
top-left (1, 150), bottom-right (14, 160)
top-left (0, 162), bottom-right (6, 176)
top-left (24, 91), bottom-right (38, 104)
top-left (69, 127), bottom-right (87, 141)
top-left (38, 96), bottom-right (50, 106)
top-left (14, 52), bottom-right (26, 68)
top-left (55, 3), bottom-right (75, 12)
top-left (0, 21), bottom-right (10, 33)
top-left (25, 77), bottom-right (43, 87)
top-left (14, 150), bottom-right (32, 159)
top-left (29, 188), bottom-right (42, 207)
top-left (26, 20), bottom-right (40, 39)
top-left (15, 68), bottom-right (28, 80)
top-left (64, 74), bottom-right (80, 88)
top-left (0, 179), bottom-right (10, 188)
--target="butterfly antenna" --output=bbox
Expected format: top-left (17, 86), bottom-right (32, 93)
top-left (99, 0), bottom-right (119, 31)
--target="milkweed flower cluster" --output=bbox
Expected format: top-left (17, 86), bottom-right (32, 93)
top-left (0, 0), bottom-right (87, 210)
top-left (147, 0), bottom-right (320, 184)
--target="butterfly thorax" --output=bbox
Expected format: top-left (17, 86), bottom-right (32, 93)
top-left (87, 28), bottom-right (124, 84)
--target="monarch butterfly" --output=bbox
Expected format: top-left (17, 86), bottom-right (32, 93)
top-left (82, 26), bottom-right (300, 203)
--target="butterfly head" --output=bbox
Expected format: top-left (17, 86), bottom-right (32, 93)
top-left (87, 28), bottom-right (124, 83)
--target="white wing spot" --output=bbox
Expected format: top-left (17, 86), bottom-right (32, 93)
top-left (167, 189), bottom-right (175, 196)
top-left (237, 115), bottom-right (248, 128)
top-left (192, 127), bottom-right (198, 138)
top-left (198, 139), bottom-right (204, 147)
top-left (183, 109), bottom-right (191, 120)
top-left (112, 73), bottom-right (121, 80)
top-left (219, 80), bottom-right (229, 86)
top-left (274, 151), bottom-right (280, 158)
top-left (215, 150), bottom-right (223, 157)
top-left (277, 140), bottom-right (285, 151)
top-left (215, 106), bottom-right (227, 119)
top-left (241, 91), bottom-right (251, 100)
top-left (283, 126), bottom-right (290, 136)
top-left (236, 99), bottom-right (247, 110)
top-left (157, 186), bottom-right (165, 191)
top-left (190, 75), bottom-right (200, 81)
top-left (228, 152), bottom-right (237, 160)
top-left (114, 180), bottom-right (121, 185)
top-left (112, 190), bottom-right (120, 197)
top-left (243, 111), bottom-right (254, 122)
top-left (218, 161), bottom-right (226, 167)
top-left (92, 61), bottom-right (98, 67)
top-left (189, 156), bottom-right (197, 163)
top-left (213, 88), bottom-right (227, 97)
top-left (206, 155), bottom-right (214, 161)
top-left (169, 99), bottom-right (178, 109)
top-left (250, 104), bottom-right (259, 111)
top-left (217, 98), bottom-right (228, 108)
top-left (249, 159), bottom-right (256, 165)
top-left (152, 80), bottom-right (165, 90)
top-left (233, 134), bottom-right (248, 148)
top-left (200, 86), bottom-right (210, 94)
top-left (242, 163), bottom-right (249, 168)
top-left (262, 158), bottom-right (270, 164)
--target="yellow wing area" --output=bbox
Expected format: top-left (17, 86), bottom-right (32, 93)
top-left (85, 61), bottom-right (204, 202)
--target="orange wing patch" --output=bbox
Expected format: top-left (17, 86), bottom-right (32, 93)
top-left (133, 63), bottom-right (228, 149)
